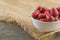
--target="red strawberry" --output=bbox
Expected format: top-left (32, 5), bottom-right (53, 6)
top-left (40, 18), bottom-right (47, 22)
top-left (44, 11), bottom-right (50, 15)
top-left (50, 8), bottom-right (59, 17)
top-left (49, 9), bottom-right (53, 15)
top-left (37, 6), bottom-right (49, 13)
top-left (57, 7), bottom-right (60, 17)
top-left (57, 7), bottom-right (60, 12)
top-left (32, 10), bottom-right (40, 18)
top-left (50, 15), bottom-right (55, 21)
top-left (44, 11), bottom-right (50, 21)
top-left (46, 15), bottom-right (51, 22)
top-left (38, 7), bottom-right (44, 13)
top-left (45, 11), bottom-right (55, 22)
top-left (38, 13), bottom-right (46, 19)
top-left (40, 7), bottom-right (49, 13)
top-left (46, 15), bottom-right (55, 22)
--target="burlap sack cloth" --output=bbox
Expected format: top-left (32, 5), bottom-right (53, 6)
top-left (0, 0), bottom-right (60, 40)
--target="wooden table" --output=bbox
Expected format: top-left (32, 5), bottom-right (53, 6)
top-left (0, 22), bottom-right (34, 40)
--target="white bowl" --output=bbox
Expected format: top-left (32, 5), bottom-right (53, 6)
top-left (32, 17), bottom-right (60, 32)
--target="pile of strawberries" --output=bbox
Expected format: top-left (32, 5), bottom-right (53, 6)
top-left (32, 6), bottom-right (60, 22)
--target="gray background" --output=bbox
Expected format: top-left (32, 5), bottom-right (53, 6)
top-left (0, 21), bottom-right (59, 40)
top-left (55, 32), bottom-right (60, 40)
top-left (0, 22), bottom-right (34, 40)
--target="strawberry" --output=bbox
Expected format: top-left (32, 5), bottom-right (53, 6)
top-left (40, 7), bottom-right (49, 13)
top-left (46, 15), bottom-right (55, 22)
top-left (46, 15), bottom-right (51, 22)
top-left (37, 6), bottom-right (49, 13)
top-left (57, 7), bottom-right (60, 12)
top-left (38, 13), bottom-right (46, 19)
top-left (44, 11), bottom-right (50, 15)
top-left (38, 7), bottom-right (44, 13)
top-left (57, 7), bottom-right (60, 17)
top-left (32, 10), bottom-right (40, 18)
top-left (45, 11), bottom-right (55, 22)
top-left (44, 11), bottom-right (50, 21)
top-left (50, 15), bottom-right (55, 21)
top-left (39, 18), bottom-right (47, 22)
top-left (49, 9), bottom-right (53, 15)
top-left (50, 8), bottom-right (59, 17)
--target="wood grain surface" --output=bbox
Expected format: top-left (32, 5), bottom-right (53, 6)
top-left (0, 0), bottom-right (60, 40)
top-left (0, 22), bottom-right (34, 40)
